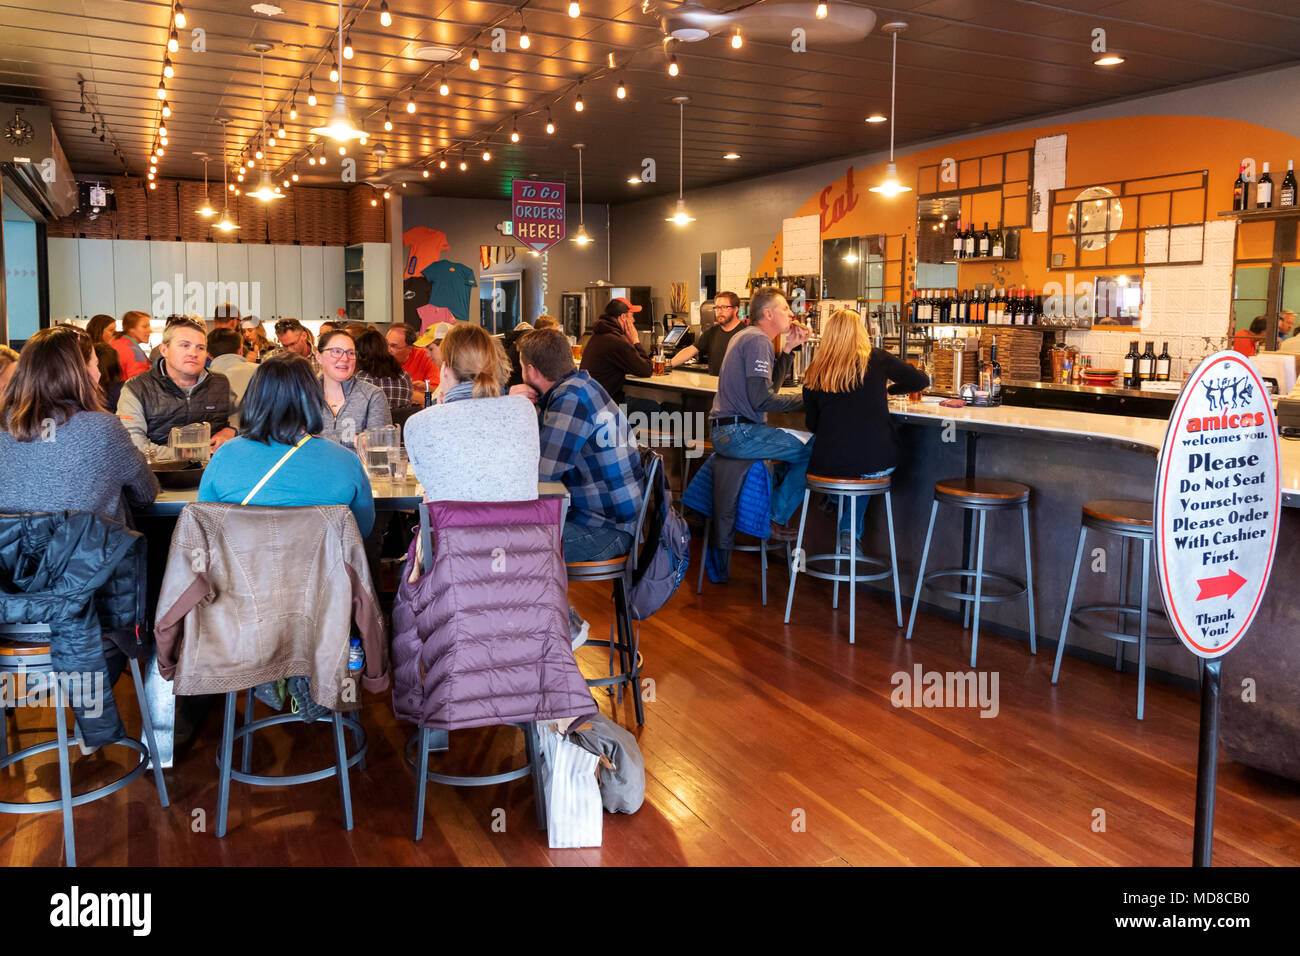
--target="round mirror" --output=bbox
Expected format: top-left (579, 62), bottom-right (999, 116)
top-left (1067, 186), bottom-right (1123, 250)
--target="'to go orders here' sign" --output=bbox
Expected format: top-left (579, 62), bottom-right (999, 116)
top-left (1155, 351), bottom-right (1281, 659)
top-left (511, 180), bottom-right (566, 252)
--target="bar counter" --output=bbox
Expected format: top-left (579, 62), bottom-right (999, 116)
top-left (628, 370), bottom-right (1300, 777)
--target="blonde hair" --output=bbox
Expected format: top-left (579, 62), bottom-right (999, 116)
top-left (533, 314), bottom-right (559, 331)
top-left (801, 309), bottom-right (871, 393)
top-left (441, 324), bottom-right (510, 398)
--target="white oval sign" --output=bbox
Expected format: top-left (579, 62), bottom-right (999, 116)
top-left (1154, 351), bottom-right (1281, 659)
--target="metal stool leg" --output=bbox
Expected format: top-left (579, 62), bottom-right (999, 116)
top-left (833, 496), bottom-right (844, 609)
top-left (616, 578), bottom-right (644, 726)
top-left (413, 727), bottom-right (430, 841)
top-left (847, 493), bottom-right (858, 645)
top-left (759, 531), bottom-right (769, 607)
top-left (331, 711), bottom-right (354, 831)
top-left (962, 513), bottom-right (977, 629)
top-left (697, 518), bottom-right (710, 594)
top-left (1, 707), bottom-right (8, 761)
top-left (905, 500), bottom-right (940, 641)
top-left (784, 490), bottom-right (811, 623)
top-left (525, 722), bottom-right (547, 829)
top-left (241, 688), bottom-right (255, 773)
top-left (130, 658), bottom-right (169, 807)
top-left (1116, 538), bottom-right (1130, 670)
top-left (53, 680), bottom-right (76, 867)
top-left (969, 510), bottom-right (988, 668)
top-left (216, 690), bottom-right (237, 839)
top-left (885, 490), bottom-right (903, 628)
top-left (1021, 501), bottom-right (1037, 654)
top-left (353, 720), bottom-right (367, 772)
top-left (1137, 536), bottom-right (1151, 721)
top-left (1052, 526), bottom-right (1089, 684)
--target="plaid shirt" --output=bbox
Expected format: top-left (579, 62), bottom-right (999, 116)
top-left (261, 347), bottom-right (321, 375)
top-left (356, 370), bottom-right (413, 409)
top-left (537, 370), bottom-right (643, 533)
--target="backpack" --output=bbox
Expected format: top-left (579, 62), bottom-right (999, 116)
top-left (627, 449), bottom-right (691, 620)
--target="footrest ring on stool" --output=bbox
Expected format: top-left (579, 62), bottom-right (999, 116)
top-left (217, 712), bottom-right (367, 787)
top-left (403, 727), bottom-right (532, 787)
top-left (800, 551), bottom-right (893, 585)
top-left (0, 737), bottom-right (151, 813)
top-left (921, 568), bottom-right (1026, 604)
top-left (1068, 603), bottom-right (1179, 647)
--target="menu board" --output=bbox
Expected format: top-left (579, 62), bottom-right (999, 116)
top-left (718, 247), bottom-right (751, 299)
top-left (782, 215), bottom-right (820, 275)
top-left (1154, 351), bottom-right (1281, 659)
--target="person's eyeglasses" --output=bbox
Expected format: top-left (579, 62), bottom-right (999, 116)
top-left (322, 347), bottom-right (356, 359)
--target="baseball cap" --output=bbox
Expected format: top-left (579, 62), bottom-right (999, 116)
top-left (610, 296), bottom-right (642, 315)
top-left (415, 322), bottom-right (453, 347)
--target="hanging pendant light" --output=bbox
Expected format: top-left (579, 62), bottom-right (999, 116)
top-left (666, 96), bottom-right (696, 225)
top-left (195, 153), bottom-right (217, 217)
top-left (572, 143), bottom-right (592, 246)
top-left (311, 2), bottom-right (365, 141)
top-left (868, 22), bottom-right (912, 198)
top-left (214, 121), bottom-right (240, 232)
top-left (379, 0), bottom-right (391, 27)
top-left (248, 47), bottom-right (284, 201)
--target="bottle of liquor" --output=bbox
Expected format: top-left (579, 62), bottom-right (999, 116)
top-left (963, 224), bottom-right (976, 258)
top-left (991, 228), bottom-right (1004, 259)
top-left (953, 221), bottom-right (964, 260)
top-left (1281, 160), bottom-right (1297, 208)
top-left (1139, 341), bottom-right (1156, 381)
top-left (1123, 340), bottom-right (1141, 389)
top-left (1233, 163), bottom-right (1248, 211)
top-left (988, 337), bottom-right (1002, 405)
top-left (1257, 161), bottom-right (1274, 209)
top-left (424, 381), bottom-right (434, 407)
top-left (1156, 342), bottom-right (1171, 382)
top-left (978, 222), bottom-right (991, 257)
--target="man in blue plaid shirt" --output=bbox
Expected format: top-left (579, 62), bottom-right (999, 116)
top-left (513, 328), bottom-right (644, 562)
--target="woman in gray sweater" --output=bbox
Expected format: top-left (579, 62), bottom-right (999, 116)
top-left (316, 329), bottom-right (392, 449)
top-left (0, 326), bottom-right (158, 523)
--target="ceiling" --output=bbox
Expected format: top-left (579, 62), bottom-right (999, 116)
top-left (2, 0), bottom-right (1299, 207)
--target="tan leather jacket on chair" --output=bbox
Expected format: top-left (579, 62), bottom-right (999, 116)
top-left (155, 503), bottom-right (389, 709)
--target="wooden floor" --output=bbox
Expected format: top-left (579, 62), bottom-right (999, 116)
top-left (2, 536), bottom-right (1298, 867)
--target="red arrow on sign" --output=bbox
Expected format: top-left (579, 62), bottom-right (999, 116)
top-left (1196, 569), bottom-right (1247, 601)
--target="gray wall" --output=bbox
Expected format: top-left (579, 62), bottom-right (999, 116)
top-left (399, 194), bottom-right (611, 324)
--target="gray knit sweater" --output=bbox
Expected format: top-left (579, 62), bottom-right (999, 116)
top-left (0, 412), bottom-right (159, 523)
top-left (318, 375), bottom-right (393, 449)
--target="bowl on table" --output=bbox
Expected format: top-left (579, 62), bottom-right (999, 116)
top-left (151, 460), bottom-right (206, 489)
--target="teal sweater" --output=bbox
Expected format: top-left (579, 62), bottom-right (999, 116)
top-left (197, 436), bottom-right (376, 536)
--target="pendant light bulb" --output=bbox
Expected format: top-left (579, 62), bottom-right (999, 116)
top-left (168, 28), bottom-right (179, 53)
top-left (869, 23), bottom-right (912, 198)
top-left (290, 100), bottom-right (297, 120)
top-left (459, 158), bottom-right (468, 171)
top-left (158, 124), bottom-right (168, 138)
top-left (482, 149), bottom-right (491, 162)
top-left (278, 117), bottom-right (287, 138)
top-left (383, 189), bottom-right (391, 200)
top-left (439, 72), bottom-right (450, 96)
top-left (174, 3), bottom-right (186, 29)
top-left (519, 18), bottom-right (531, 50)
top-left (384, 105), bottom-right (393, 131)
top-left (380, 1), bottom-right (391, 27)
top-left (311, 92), bottom-right (366, 141)
top-left (816, 1), bottom-right (828, 18)
top-left (157, 80), bottom-right (167, 99)
top-left (731, 29), bottom-right (743, 49)
top-left (568, 1), bottom-right (580, 17)
top-left (307, 83), bottom-right (317, 107)
top-left (329, 61), bottom-right (339, 83)
top-left (617, 80), bottom-right (627, 99)
top-left (163, 57), bottom-right (174, 78)
top-left (422, 169), bottom-right (429, 178)
top-left (668, 54), bottom-right (679, 77)
top-left (255, 146), bottom-right (263, 160)
top-left (291, 169), bottom-right (299, 182)
top-left (343, 32), bottom-right (353, 60)
top-left (573, 144), bottom-right (591, 246)
top-left (575, 93), bottom-right (584, 112)
top-left (406, 94), bottom-right (416, 113)
top-left (470, 50), bottom-right (480, 71)
top-left (665, 97), bottom-right (695, 225)
top-left (196, 157), bottom-right (217, 217)
top-left (162, 103), bottom-right (171, 117)
top-left (545, 110), bottom-right (555, 135)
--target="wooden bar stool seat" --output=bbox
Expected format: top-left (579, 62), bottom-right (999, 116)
top-left (934, 477), bottom-right (1031, 504)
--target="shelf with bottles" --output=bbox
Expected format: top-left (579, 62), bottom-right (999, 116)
top-left (1119, 339), bottom-right (1174, 388)
top-left (745, 272), bottom-right (821, 302)
top-left (907, 285), bottom-right (1092, 330)
top-left (941, 222), bottom-right (1021, 264)
top-left (1227, 158), bottom-right (1296, 215)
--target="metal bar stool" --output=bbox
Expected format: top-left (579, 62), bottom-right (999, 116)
top-left (783, 474), bottom-right (902, 644)
top-left (1051, 499), bottom-right (1178, 720)
top-left (0, 626), bottom-right (170, 866)
top-left (696, 517), bottom-right (790, 607)
top-left (906, 478), bottom-right (1037, 667)
top-left (214, 690), bottom-right (367, 837)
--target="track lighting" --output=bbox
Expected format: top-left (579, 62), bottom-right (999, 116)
top-left (380, 1), bottom-right (391, 27)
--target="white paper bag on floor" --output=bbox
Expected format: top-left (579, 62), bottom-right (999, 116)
top-left (537, 724), bottom-right (603, 848)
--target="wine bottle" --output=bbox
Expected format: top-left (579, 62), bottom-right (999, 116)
top-left (964, 224), bottom-right (976, 258)
top-left (1124, 340), bottom-right (1141, 389)
top-left (953, 221), bottom-right (964, 260)
top-left (1257, 161), bottom-right (1274, 209)
top-left (978, 222), bottom-right (991, 257)
top-left (1139, 341), bottom-right (1156, 381)
top-left (1156, 342), bottom-right (1171, 382)
top-left (1281, 160), bottom-right (1297, 208)
top-left (989, 337), bottom-right (1002, 405)
top-left (1233, 163), bottom-right (1248, 212)
top-left (991, 228), bottom-right (1004, 258)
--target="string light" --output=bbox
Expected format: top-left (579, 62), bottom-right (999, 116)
top-left (158, 124), bottom-right (167, 137)
top-left (371, 197), bottom-right (378, 206)
top-left (668, 54), bottom-right (679, 77)
top-left (308, 153), bottom-right (317, 166)
top-left (338, 144), bottom-right (346, 155)
top-left (470, 50), bottom-right (480, 71)
top-left (329, 59), bottom-right (339, 83)
top-left (510, 116), bottom-right (520, 143)
top-left (439, 156), bottom-right (447, 169)
top-left (384, 104), bottom-right (392, 131)
top-left (163, 57), bottom-right (174, 78)
top-left (482, 149), bottom-right (491, 161)
top-left (406, 92), bottom-right (416, 113)
top-left (568, 1), bottom-right (580, 16)
top-left (816, 1), bottom-right (828, 18)
top-left (149, 181), bottom-right (157, 190)
top-left (174, 3), bottom-right (186, 28)
top-left (157, 80), bottom-right (167, 99)
top-left (283, 177), bottom-right (290, 188)
top-left (168, 28), bottom-right (179, 53)
top-left (383, 189), bottom-right (391, 199)
top-left (343, 31), bottom-right (353, 60)
top-left (160, 134), bottom-right (168, 146)
top-left (519, 15), bottom-right (531, 49)
top-left (277, 115), bottom-right (286, 138)
top-left (459, 149), bottom-right (468, 171)
top-left (379, 1), bottom-right (391, 27)
top-left (545, 109), bottom-right (555, 134)
top-left (291, 167), bottom-right (299, 181)
top-left (318, 149), bottom-right (327, 166)
top-left (162, 103), bottom-right (171, 117)
top-left (731, 29), bottom-right (743, 49)
top-left (439, 71), bottom-right (450, 96)
top-left (575, 92), bottom-right (584, 112)
top-left (255, 145), bottom-right (263, 160)
top-left (268, 134), bottom-right (275, 147)
top-left (617, 80), bottom-right (627, 99)
top-left (422, 169), bottom-right (429, 178)
top-left (290, 96), bottom-right (298, 120)
top-left (307, 81), bottom-right (317, 107)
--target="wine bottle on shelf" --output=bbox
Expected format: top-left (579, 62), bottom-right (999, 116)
top-left (953, 221), bottom-right (964, 260)
top-left (964, 224), bottom-right (976, 258)
top-left (991, 228), bottom-right (1004, 259)
top-left (989, 337), bottom-right (1003, 406)
top-left (1156, 342), bottom-right (1171, 382)
top-left (1281, 161), bottom-right (1297, 208)
top-left (1124, 340), bottom-right (1141, 389)
top-left (1140, 341), bottom-right (1156, 381)
top-left (1257, 162), bottom-right (1274, 209)
top-left (978, 222), bottom-right (991, 257)
top-left (994, 288), bottom-right (1005, 325)
top-left (1233, 163), bottom-right (1248, 211)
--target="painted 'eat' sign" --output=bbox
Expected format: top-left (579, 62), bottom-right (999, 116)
top-left (511, 180), bottom-right (566, 252)
top-left (1154, 351), bottom-right (1281, 659)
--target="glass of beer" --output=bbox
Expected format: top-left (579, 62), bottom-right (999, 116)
top-left (908, 360), bottom-right (924, 402)
top-left (652, 350), bottom-right (666, 375)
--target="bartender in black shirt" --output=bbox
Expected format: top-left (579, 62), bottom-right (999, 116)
top-left (670, 291), bottom-right (745, 374)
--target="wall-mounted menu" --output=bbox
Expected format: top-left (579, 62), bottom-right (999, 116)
top-left (782, 215), bottom-right (820, 275)
top-left (719, 247), bottom-right (751, 298)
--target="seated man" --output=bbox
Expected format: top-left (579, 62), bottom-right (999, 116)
top-left (267, 318), bottom-right (321, 373)
top-left (388, 322), bottom-right (434, 405)
top-left (709, 286), bottom-right (814, 539)
top-left (117, 316), bottom-right (235, 457)
top-left (513, 327), bottom-right (645, 562)
top-left (206, 327), bottom-right (256, 427)
top-left (414, 322), bottom-right (451, 393)
top-left (580, 297), bottom-right (652, 407)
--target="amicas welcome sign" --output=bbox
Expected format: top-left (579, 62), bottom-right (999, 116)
top-left (1155, 351), bottom-right (1281, 659)
top-left (511, 180), bottom-right (566, 252)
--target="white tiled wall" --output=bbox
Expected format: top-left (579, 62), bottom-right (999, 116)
top-left (1064, 219), bottom-right (1236, 380)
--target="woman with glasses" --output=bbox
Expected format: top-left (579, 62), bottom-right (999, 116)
top-left (316, 328), bottom-right (392, 448)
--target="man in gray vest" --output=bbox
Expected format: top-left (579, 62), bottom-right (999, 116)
top-left (118, 317), bottom-right (235, 458)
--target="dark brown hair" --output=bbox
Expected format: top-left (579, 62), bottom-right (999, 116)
top-left (517, 328), bottom-right (576, 384)
top-left (86, 314), bottom-right (117, 345)
top-left (0, 326), bottom-right (105, 442)
top-left (441, 324), bottom-right (510, 398)
top-left (748, 287), bottom-right (784, 323)
top-left (122, 310), bottom-right (152, 338)
top-left (715, 291), bottom-right (740, 309)
top-left (207, 327), bottom-right (244, 358)
top-left (94, 342), bottom-right (124, 388)
top-left (355, 329), bottom-right (404, 378)
top-left (318, 329), bottom-right (355, 352)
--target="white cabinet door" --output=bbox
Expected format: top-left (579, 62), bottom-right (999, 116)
top-left (363, 242), bottom-right (392, 325)
top-left (322, 245), bottom-right (345, 322)
top-left (149, 241), bottom-right (188, 319)
top-left (77, 239), bottom-right (115, 322)
top-left (47, 238), bottom-right (82, 321)
top-left (214, 243), bottom-right (248, 317)
top-left (113, 240), bottom-right (153, 319)
top-left (274, 245), bottom-right (302, 321)
top-left (185, 242), bottom-right (218, 298)
top-left (247, 244), bottom-right (277, 321)
top-left (300, 245), bottom-right (324, 322)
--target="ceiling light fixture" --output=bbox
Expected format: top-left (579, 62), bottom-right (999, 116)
top-left (163, 57), bottom-right (175, 78)
top-left (519, 15), bottom-right (531, 49)
top-left (168, 28), bottom-right (180, 53)
top-left (311, 4), bottom-right (366, 142)
top-left (249, 46), bottom-right (284, 201)
top-left (195, 153), bottom-right (217, 216)
top-left (616, 79), bottom-right (627, 99)
top-left (338, 144), bottom-right (347, 155)
top-left (668, 54), bottom-right (679, 77)
top-left (214, 121), bottom-right (240, 232)
top-left (160, 134), bottom-right (168, 146)
top-left (816, 2), bottom-right (828, 19)
top-left (1094, 54), bottom-right (1125, 66)
top-left (174, 3), bottom-right (186, 29)
top-left (869, 23), bottom-right (912, 198)
top-left (545, 109), bottom-right (555, 135)
top-left (470, 49), bottom-right (480, 71)
top-left (666, 96), bottom-right (696, 225)
top-left (572, 143), bottom-right (592, 245)
top-left (568, 1), bottom-right (580, 17)
top-left (380, 1), bottom-right (391, 27)
top-left (731, 29), bottom-right (743, 49)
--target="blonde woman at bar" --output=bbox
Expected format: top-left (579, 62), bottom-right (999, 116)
top-left (801, 309), bottom-right (930, 554)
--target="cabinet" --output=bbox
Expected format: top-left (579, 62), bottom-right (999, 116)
top-left (322, 245), bottom-right (345, 321)
top-left (47, 237), bottom-right (81, 320)
top-left (113, 240), bottom-right (152, 318)
top-left (300, 245), bottom-right (325, 321)
top-left (344, 243), bottom-right (392, 324)
top-left (184, 242), bottom-right (218, 297)
top-left (77, 239), bottom-right (115, 321)
top-left (272, 245), bottom-right (302, 321)
top-left (149, 242), bottom-right (187, 319)
top-left (247, 245), bottom-right (277, 321)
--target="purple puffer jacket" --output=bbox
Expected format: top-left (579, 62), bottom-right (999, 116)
top-left (391, 497), bottom-right (597, 731)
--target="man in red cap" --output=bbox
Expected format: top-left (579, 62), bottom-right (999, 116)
top-left (579, 296), bottom-right (652, 407)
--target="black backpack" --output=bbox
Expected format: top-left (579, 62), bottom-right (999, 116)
top-left (627, 450), bottom-right (691, 620)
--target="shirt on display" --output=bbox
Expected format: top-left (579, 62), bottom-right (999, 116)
top-left (403, 226), bottom-right (451, 278)
top-left (422, 260), bottom-right (478, 323)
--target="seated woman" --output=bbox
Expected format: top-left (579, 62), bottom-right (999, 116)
top-left (94, 342), bottom-right (125, 412)
top-left (801, 309), bottom-right (930, 554)
top-left (0, 325), bottom-right (157, 523)
top-left (315, 329), bottom-right (392, 449)
top-left (353, 328), bottom-right (414, 410)
top-left (198, 354), bottom-right (374, 537)
top-left (404, 323), bottom-right (539, 502)
top-left (242, 321), bottom-right (273, 363)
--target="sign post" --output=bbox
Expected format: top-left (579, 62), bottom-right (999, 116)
top-left (1153, 351), bottom-right (1281, 866)
top-left (510, 179), bottom-right (566, 253)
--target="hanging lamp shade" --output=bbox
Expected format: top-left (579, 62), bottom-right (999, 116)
top-left (312, 93), bottom-right (365, 141)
